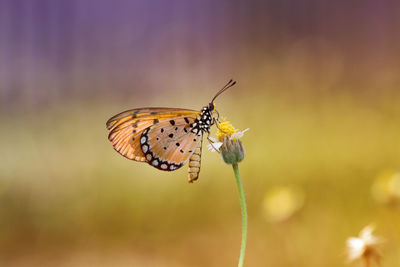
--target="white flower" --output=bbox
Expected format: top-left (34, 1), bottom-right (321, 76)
top-left (346, 225), bottom-right (382, 263)
top-left (371, 171), bottom-right (400, 205)
top-left (207, 137), bottom-right (223, 152)
top-left (230, 128), bottom-right (250, 141)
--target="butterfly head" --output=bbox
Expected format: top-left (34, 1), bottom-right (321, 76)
top-left (207, 79), bottom-right (237, 124)
top-left (192, 80), bottom-right (236, 134)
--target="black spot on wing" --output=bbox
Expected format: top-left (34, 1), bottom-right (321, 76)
top-left (169, 120), bottom-right (175, 125)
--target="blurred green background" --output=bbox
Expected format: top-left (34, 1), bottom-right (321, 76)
top-left (1, 1), bottom-right (400, 266)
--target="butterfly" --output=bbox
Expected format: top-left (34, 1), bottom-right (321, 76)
top-left (106, 80), bottom-right (236, 183)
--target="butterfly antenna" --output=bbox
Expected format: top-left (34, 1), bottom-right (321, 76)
top-left (211, 79), bottom-right (237, 103)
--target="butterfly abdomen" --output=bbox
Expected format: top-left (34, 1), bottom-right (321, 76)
top-left (188, 142), bottom-right (202, 183)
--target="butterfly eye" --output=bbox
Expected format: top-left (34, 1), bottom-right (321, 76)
top-left (208, 103), bottom-right (214, 111)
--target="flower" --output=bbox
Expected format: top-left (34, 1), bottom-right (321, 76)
top-left (262, 185), bottom-right (305, 223)
top-left (346, 225), bottom-right (383, 264)
top-left (207, 118), bottom-right (249, 164)
top-left (207, 117), bottom-right (249, 266)
top-left (207, 119), bottom-right (249, 152)
top-left (216, 118), bottom-right (239, 141)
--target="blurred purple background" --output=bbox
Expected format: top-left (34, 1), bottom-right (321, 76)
top-left (1, 0), bottom-right (399, 109)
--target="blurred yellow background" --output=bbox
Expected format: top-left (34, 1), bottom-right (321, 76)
top-left (1, 1), bottom-right (400, 266)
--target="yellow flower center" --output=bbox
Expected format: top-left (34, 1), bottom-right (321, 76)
top-left (216, 118), bottom-right (237, 141)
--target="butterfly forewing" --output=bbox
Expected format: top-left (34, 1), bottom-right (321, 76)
top-left (140, 117), bottom-right (203, 171)
top-left (106, 108), bottom-right (199, 161)
top-left (106, 107), bottom-right (199, 131)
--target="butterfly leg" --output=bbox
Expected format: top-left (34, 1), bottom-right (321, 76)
top-left (214, 109), bottom-right (220, 121)
top-left (213, 116), bottom-right (222, 124)
top-left (207, 134), bottom-right (221, 153)
top-left (214, 118), bottom-right (230, 134)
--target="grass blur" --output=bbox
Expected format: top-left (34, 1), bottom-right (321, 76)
top-left (1, 88), bottom-right (400, 266)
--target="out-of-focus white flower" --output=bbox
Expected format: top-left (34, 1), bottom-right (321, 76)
top-left (346, 225), bottom-right (383, 264)
top-left (372, 171), bottom-right (400, 205)
top-left (262, 185), bottom-right (305, 223)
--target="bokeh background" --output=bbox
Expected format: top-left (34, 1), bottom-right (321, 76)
top-left (1, 1), bottom-right (400, 266)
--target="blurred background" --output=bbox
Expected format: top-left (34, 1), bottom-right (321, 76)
top-left (1, 0), bottom-right (400, 266)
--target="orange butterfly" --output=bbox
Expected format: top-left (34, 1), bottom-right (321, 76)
top-left (106, 80), bottom-right (236, 183)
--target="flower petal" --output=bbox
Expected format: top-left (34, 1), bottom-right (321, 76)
top-left (208, 137), bottom-right (218, 143)
top-left (230, 128), bottom-right (250, 141)
top-left (346, 237), bottom-right (365, 261)
top-left (360, 225), bottom-right (381, 245)
top-left (207, 142), bottom-right (223, 152)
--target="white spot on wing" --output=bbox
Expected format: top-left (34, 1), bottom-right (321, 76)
top-left (142, 144), bottom-right (148, 153)
top-left (140, 136), bottom-right (146, 144)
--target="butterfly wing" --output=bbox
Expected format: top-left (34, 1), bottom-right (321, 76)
top-left (106, 108), bottom-right (199, 161)
top-left (140, 117), bottom-right (203, 171)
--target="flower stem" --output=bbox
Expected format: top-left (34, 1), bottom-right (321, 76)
top-left (232, 163), bottom-right (247, 267)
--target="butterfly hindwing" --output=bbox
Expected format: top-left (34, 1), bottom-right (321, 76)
top-left (108, 119), bottom-right (155, 161)
top-left (106, 108), bottom-right (199, 162)
top-left (140, 117), bottom-right (203, 171)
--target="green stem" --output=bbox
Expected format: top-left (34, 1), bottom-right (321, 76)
top-left (232, 163), bottom-right (247, 267)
